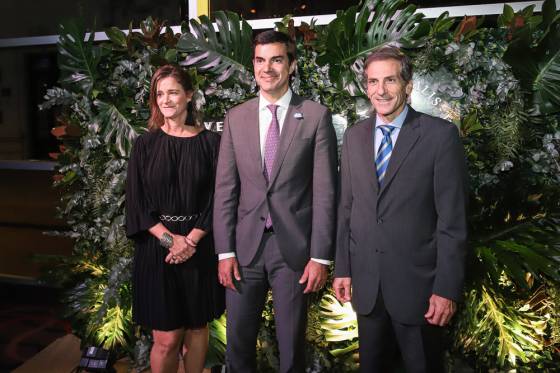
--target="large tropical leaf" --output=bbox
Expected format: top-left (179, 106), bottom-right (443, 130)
top-left (206, 314), bottom-right (227, 368)
top-left (503, 0), bottom-right (560, 115)
top-left (94, 100), bottom-right (143, 157)
top-left (471, 216), bottom-right (560, 290)
top-left (318, 293), bottom-right (359, 357)
top-left (177, 11), bottom-right (253, 84)
top-left (429, 11), bottom-right (456, 37)
top-left (95, 304), bottom-right (132, 350)
top-left (316, 0), bottom-right (430, 95)
top-left (58, 20), bottom-right (103, 96)
top-left (454, 286), bottom-right (550, 368)
top-left (531, 21), bottom-right (560, 115)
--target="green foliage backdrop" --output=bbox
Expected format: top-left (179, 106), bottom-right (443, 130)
top-left (42, 0), bottom-right (560, 371)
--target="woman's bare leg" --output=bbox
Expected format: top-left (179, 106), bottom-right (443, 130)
top-left (151, 328), bottom-right (184, 373)
top-left (182, 325), bottom-right (209, 373)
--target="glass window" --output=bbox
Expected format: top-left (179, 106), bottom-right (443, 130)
top-left (210, 0), bottom-right (359, 20)
top-left (0, 0), bottom-right (189, 39)
top-left (209, 0), bottom-right (532, 20)
top-left (0, 46), bottom-right (58, 160)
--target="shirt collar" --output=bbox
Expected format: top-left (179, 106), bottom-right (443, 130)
top-left (259, 88), bottom-right (292, 112)
top-left (375, 105), bottom-right (409, 129)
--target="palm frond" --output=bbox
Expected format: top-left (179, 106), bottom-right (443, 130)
top-left (95, 304), bottom-right (133, 350)
top-left (532, 23), bottom-right (560, 115)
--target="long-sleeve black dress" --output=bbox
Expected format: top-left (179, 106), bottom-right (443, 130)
top-left (125, 128), bottom-right (225, 331)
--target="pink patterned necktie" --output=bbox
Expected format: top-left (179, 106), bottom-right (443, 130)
top-left (263, 104), bottom-right (280, 183)
top-left (263, 104), bottom-right (279, 228)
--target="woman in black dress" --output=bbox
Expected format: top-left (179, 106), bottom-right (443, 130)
top-left (126, 64), bottom-right (224, 373)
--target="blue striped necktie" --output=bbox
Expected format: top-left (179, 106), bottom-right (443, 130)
top-left (375, 125), bottom-right (397, 186)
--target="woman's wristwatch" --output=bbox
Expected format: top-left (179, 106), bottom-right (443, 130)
top-left (160, 232), bottom-right (173, 248)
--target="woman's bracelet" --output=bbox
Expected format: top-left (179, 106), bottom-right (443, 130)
top-left (160, 232), bottom-right (174, 249)
top-left (185, 236), bottom-right (198, 247)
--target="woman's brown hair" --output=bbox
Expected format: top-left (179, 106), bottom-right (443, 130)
top-left (147, 64), bottom-right (200, 131)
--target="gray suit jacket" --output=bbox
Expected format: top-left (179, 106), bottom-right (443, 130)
top-left (213, 94), bottom-right (338, 270)
top-left (334, 108), bottom-right (468, 325)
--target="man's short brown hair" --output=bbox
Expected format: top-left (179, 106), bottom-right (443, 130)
top-left (363, 46), bottom-right (413, 83)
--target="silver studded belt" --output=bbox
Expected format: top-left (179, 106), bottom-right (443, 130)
top-left (159, 214), bottom-right (200, 222)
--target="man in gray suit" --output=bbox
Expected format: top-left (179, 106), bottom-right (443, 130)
top-left (213, 30), bottom-right (337, 373)
top-left (333, 46), bottom-right (468, 372)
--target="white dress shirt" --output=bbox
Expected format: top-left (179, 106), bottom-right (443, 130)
top-left (258, 89), bottom-right (292, 164)
top-left (219, 89), bottom-right (330, 265)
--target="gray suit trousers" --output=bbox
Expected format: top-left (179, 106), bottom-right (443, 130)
top-left (225, 232), bottom-right (308, 373)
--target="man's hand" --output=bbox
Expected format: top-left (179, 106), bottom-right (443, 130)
top-left (218, 257), bottom-right (241, 291)
top-left (424, 294), bottom-right (456, 326)
top-left (333, 277), bottom-right (352, 303)
top-left (299, 260), bottom-right (328, 294)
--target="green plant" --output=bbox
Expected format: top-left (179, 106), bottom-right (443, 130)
top-left (206, 315), bottom-right (227, 368)
top-left (177, 11), bottom-right (253, 85)
top-left (43, 1), bottom-right (560, 370)
top-left (503, 0), bottom-right (560, 116)
top-left (315, 0), bottom-right (430, 95)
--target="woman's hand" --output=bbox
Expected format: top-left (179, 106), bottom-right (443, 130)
top-left (148, 224), bottom-right (197, 264)
top-left (166, 228), bottom-right (206, 264)
top-left (165, 234), bottom-right (196, 264)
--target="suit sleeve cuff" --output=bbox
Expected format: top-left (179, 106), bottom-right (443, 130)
top-left (218, 252), bottom-right (236, 260)
top-left (311, 258), bottom-right (331, 265)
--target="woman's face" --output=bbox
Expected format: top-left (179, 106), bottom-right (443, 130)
top-left (156, 76), bottom-right (193, 122)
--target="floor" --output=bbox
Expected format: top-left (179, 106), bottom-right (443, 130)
top-left (0, 282), bottom-right (71, 373)
top-left (0, 281), bottom-right (476, 373)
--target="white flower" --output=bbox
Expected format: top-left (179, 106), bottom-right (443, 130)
top-left (493, 160), bottom-right (514, 173)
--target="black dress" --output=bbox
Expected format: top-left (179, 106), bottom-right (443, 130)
top-left (125, 128), bottom-right (225, 331)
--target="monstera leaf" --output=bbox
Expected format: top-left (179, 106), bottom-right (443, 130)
top-left (316, 0), bottom-right (430, 95)
top-left (95, 100), bottom-right (142, 157)
top-left (503, 0), bottom-right (560, 115)
top-left (455, 286), bottom-right (550, 368)
top-left (58, 20), bottom-right (104, 96)
top-left (318, 293), bottom-right (359, 357)
top-left (471, 216), bottom-right (560, 291)
top-left (177, 11), bottom-right (253, 85)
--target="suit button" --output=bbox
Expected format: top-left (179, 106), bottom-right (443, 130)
top-left (375, 249), bottom-right (379, 253)
top-left (260, 217), bottom-right (265, 221)
top-left (377, 218), bottom-right (383, 224)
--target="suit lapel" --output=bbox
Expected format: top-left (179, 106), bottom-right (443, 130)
top-left (359, 118), bottom-right (379, 193)
top-left (378, 108), bottom-right (421, 196)
top-left (243, 98), bottom-right (266, 186)
top-left (267, 94), bottom-right (303, 188)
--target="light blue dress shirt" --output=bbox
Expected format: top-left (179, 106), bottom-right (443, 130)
top-left (374, 105), bottom-right (409, 158)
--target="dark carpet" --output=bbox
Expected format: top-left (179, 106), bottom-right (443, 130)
top-left (0, 282), bottom-right (71, 372)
